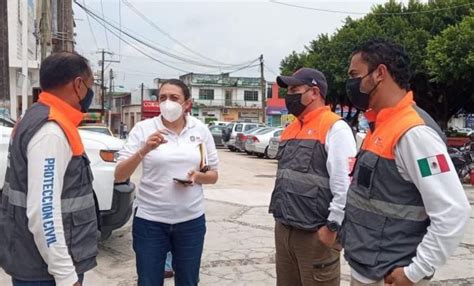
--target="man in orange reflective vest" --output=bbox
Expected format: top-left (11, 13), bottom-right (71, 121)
top-left (269, 68), bottom-right (357, 286)
top-left (341, 39), bottom-right (471, 286)
top-left (0, 52), bottom-right (98, 286)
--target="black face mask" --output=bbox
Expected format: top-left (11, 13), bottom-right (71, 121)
top-left (80, 88), bottom-right (94, 113)
top-left (285, 88), bottom-right (312, 117)
top-left (345, 70), bottom-right (380, 111)
top-left (78, 80), bottom-right (95, 113)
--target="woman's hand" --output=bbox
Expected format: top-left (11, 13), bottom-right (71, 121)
top-left (187, 169), bottom-right (218, 185)
top-left (141, 130), bottom-right (168, 155)
top-left (187, 170), bottom-right (201, 185)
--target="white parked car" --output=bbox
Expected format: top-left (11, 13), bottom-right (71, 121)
top-left (0, 123), bottom-right (135, 240)
top-left (246, 127), bottom-right (284, 158)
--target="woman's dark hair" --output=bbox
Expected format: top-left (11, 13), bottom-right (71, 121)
top-left (352, 39), bottom-right (411, 90)
top-left (40, 52), bottom-right (91, 90)
top-left (160, 79), bottom-right (191, 100)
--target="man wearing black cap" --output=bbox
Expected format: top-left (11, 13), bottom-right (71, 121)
top-left (269, 68), bottom-right (357, 286)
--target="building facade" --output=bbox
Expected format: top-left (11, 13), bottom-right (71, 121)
top-left (177, 73), bottom-right (264, 124)
top-left (266, 82), bottom-right (290, 127)
top-left (7, 0), bottom-right (41, 119)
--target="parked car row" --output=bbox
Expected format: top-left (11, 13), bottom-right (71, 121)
top-left (212, 120), bottom-right (368, 161)
top-left (207, 120), bottom-right (284, 159)
top-left (223, 122), bottom-right (265, 152)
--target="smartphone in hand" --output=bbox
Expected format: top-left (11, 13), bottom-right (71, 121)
top-left (173, 178), bottom-right (193, 185)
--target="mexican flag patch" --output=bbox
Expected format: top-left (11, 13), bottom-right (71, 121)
top-left (417, 154), bottom-right (450, 178)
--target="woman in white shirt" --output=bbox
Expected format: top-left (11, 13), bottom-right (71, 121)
top-left (115, 79), bottom-right (219, 286)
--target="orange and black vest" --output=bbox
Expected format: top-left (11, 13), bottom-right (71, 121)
top-left (0, 92), bottom-right (98, 280)
top-left (269, 106), bottom-right (341, 231)
top-left (340, 92), bottom-right (446, 280)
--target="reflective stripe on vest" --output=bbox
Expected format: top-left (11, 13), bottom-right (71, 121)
top-left (276, 168), bottom-right (330, 189)
top-left (3, 183), bottom-right (94, 213)
top-left (347, 190), bottom-right (428, 222)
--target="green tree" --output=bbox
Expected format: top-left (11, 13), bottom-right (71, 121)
top-left (424, 14), bottom-right (474, 126)
top-left (279, 0), bottom-right (474, 127)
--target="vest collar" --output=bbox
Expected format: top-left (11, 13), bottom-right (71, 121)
top-left (301, 106), bottom-right (331, 124)
top-left (38, 92), bottom-right (84, 127)
top-left (365, 91), bottom-right (414, 130)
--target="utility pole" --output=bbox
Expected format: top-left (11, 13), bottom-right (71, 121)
top-left (0, 0), bottom-right (10, 114)
top-left (259, 54), bottom-right (266, 124)
top-left (100, 49), bottom-right (106, 118)
top-left (39, 0), bottom-right (52, 60)
top-left (55, 0), bottom-right (74, 52)
top-left (140, 83), bottom-right (144, 121)
top-left (108, 69), bottom-right (114, 127)
top-left (98, 49), bottom-right (119, 123)
top-left (21, 0), bottom-right (29, 117)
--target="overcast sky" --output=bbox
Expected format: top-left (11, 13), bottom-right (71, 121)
top-left (73, 0), bottom-right (413, 90)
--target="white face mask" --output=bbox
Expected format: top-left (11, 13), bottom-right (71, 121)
top-left (160, 100), bottom-right (184, 122)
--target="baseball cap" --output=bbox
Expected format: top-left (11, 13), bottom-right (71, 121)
top-left (276, 68), bottom-right (328, 98)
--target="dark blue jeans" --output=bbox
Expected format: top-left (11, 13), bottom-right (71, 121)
top-left (12, 274), bottom-right (84, 286)
top-left (133, 214), bottom-right (206, 286)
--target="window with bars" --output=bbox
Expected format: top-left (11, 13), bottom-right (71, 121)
top-left (199, 89), bottom-right (215, 100)
top-left (244, 90), bottom-right (259, 101)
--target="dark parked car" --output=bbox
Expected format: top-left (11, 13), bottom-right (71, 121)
top-left (209, 125), bottom-right (226, 147)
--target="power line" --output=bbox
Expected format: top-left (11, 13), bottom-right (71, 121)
top-left (118, 0), bottom-right (122, 61)
top-left (269, 0), bottom-right (474, 16)
top-left (121, 0), bottom-right (243, 66)
top-left (74, 0), bottom-right (259, 69)
top-left (227, 63), bottom-right (260, 75)
top-left (90, 13), bottom-right (190, 73)
top-left (205, 58), bottom-right (260, 74)
top-left (100, 0), bottom-right (110, 49)
top-left (264, 64), bottom-right (279, 77)
top-left (82, 0), bottom-right (98, 49)
top-left (113, 69), bottom-right (159, 76)
top-left (75, 1), bottom-right (209, 63)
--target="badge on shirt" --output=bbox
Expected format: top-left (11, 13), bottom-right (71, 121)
top-left (417, 154), bottom-right (450, 177)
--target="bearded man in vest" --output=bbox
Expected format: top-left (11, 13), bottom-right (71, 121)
top-left (0, 52), bottom-right (99, 286)
top-left (269, 68), bottom-right (357, 286)
top-left (341, 39), bottom-right (471, 286)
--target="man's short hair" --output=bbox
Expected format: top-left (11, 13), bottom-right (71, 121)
top-left (40, 52), bottom-right (92, 90)
top-left (353, 39), bottom-right (411, 90)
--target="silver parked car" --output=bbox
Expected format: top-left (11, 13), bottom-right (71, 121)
top-left (267, 135), bottom-right (280, 159)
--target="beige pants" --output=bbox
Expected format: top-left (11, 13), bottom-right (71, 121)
top-left (350, 276), bottom-right (431, 286)
top-left (275, 222), bottom-right (340, 286)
